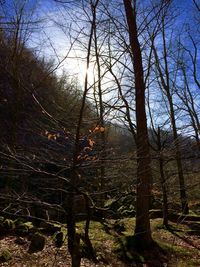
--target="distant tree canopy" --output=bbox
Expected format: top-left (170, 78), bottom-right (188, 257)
top-left (0, 31), bottom-right (94, 148)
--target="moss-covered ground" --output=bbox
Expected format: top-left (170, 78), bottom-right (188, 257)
top-left (0, 217), bottom-right (200, 266)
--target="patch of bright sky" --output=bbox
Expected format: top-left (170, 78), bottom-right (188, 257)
top-left (24, 0), bottom-right (89, 85)
top-left (26, 0), bottom-right (200, 131)
top-left (32, 0), bottom-right (196, 80)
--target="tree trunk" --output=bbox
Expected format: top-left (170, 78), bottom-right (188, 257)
top-left (123, 0), bottom-right (153, 247)
top-left (71, 234), bottom-right (81, 267)
top-left (151, 20), bottom-right (189, 215)
top-left (168, 96), bottom-right (189, 215)
top-left (83, 196), bottom-right (97, 262)
top-left (157, 127), bottom-right (168, 226)
top-left (93, 16), bottom-right (106, 209)
top-left (67, 190), bottom-right (76, 256)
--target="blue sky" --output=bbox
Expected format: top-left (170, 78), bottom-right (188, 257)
top-left (1, 0), bottom-right (199, 133)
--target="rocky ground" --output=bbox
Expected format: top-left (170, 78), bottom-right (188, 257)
top-left (0, 217), bottom-right (200, 266)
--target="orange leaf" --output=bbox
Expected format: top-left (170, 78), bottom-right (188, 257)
top-left (89, 139), bottom-right (95, 147)
top-left (100, 127), bottom-right (105, 132)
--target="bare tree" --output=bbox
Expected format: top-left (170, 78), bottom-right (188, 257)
top-left (149, 4), bottom-right (189, 214)
top-left (0, 0), bottom-right (41, 146)
top-left (175, 58), bottom-right (200, 150)
top-left (123, 0), bottom-right (153, 247)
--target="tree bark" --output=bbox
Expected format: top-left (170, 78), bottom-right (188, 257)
top-left (168, 96), bottom-right (189, 214)
top-left (157, 127), bottom-right (168, 226)
top-left (123, 0), bottom-right (153, 247)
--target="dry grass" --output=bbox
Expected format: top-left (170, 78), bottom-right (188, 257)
top-left (0, 218), bottom-right (200, 266)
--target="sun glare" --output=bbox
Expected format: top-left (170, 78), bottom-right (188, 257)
top-left (78, 64), bottom-right (97, 85)
top-left (61, 49), bottom-right (98, 86)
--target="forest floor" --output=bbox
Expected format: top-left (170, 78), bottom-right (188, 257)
top-left (0, 217), bottom-right (200, 267)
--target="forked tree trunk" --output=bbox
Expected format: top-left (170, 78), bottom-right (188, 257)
top-left (123, 0), bottom-right (153, 247)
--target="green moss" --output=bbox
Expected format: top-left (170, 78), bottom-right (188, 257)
top-left (15, 221), bottom-right (34, 235)
top-left (0, 250), bottom-right (12, 262)
top-left (113, 235), bottom-right (151, 263)
top-left (24, 222), bottom-right (34, 229)
top-left (113, 220), bottom-right (126, 233)
top-left (14, 218), bottom-right (26, 225)
top-left (62, 218), bottom-right (200, 266)
top-left (3, 219), bottom-right (15, 230)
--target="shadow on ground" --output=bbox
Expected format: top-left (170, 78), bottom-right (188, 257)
top-left (114, 235), bottom-right (168, 267)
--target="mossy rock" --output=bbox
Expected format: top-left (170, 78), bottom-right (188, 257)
top-left (14, 218), bottom-right (26, 226)
top-left (120, 209), bottom-right (135, 217)
top-left (40, 221), bottom-right (61, 234)
top-left (113, 220), bottom-right (126, 233)
top-left (0, 250), bottom-right (12, 262)
top-left (3, 219), bottom-right (15, 230)
top-left (28, 232), bottom-right (46, 253)
top-left (24, 222), bottom-right (34, 230)
top-left (16, 224), bottom-right (29, 235)
top-left (15, 222), bottom-right (33, 235)
top-left (149, 209), bottom-right (163, 219)
top-left (105, 195), bottom-right (136, 219)
top-left (53, 231), bottom-right (64, 248)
